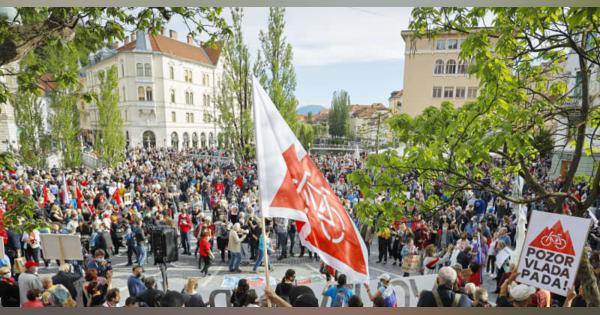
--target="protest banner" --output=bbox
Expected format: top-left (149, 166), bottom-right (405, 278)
top-left (40, 234), bottom-right (83, 262)
top-left (0, 236), bottom-right (4, 259)
top-left (516, 210), bottom-right (592, 296)
top-left (212, 272), bottom-right (434, 307)
top-left (220, 275), bottom-right (277, 290)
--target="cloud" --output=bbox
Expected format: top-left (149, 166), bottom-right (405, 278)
top-left (239, 7), bottom-right (412, 66)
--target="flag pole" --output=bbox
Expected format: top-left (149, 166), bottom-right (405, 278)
top-left (252, 77), bottom-right (272, 306)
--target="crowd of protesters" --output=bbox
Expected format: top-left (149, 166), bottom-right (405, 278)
top-left (0, 147), bottom-right (599, 307)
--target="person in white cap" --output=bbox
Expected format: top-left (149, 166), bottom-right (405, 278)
top-left (496, 271), bottom-right (536, 307)
top-left (364, 273), bottom-right (397, 307)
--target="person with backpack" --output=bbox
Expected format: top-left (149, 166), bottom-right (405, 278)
top-left (322, 273), bottom-right (353, 307)
top-left (124, 223), bottom-right (138, 266)
top-left (364, 273), bottom-right (397, 307)
top-left (417, 266), bottom-right (472, 307)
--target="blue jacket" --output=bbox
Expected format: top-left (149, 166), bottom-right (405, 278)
top-left (127, 275), bottom-right (146, 297)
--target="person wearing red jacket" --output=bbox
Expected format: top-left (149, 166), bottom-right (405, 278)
top-left (178, 209), bottom-right (193, 255)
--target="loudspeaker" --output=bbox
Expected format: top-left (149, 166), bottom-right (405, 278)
top-left (151, 227), bottom-right (179, 263)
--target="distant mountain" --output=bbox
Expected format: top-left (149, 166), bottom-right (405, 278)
top-left (297, 105), bottom-right (325, 115)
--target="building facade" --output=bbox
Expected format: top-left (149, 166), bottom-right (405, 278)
top-left (400, 30), bottom-right (481, 117)
top-left (80, 30), bottom-right (224, 150)
top-left (0, 62), bottom-right (20, 152)
top-left (549, 48), bottom-right (600, 179)
top-left (388, 90), bottom-right (403, 114)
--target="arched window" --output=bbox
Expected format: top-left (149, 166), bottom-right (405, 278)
top-left (209, 132), bottom-right (214, 148)
top-left (145, 87), bottom-right (153, 101)
top-left (144, 63), bottom-right (152, 77)
top-left (143, 131), bottom-right (156, 148)
top-left (192, 132), bottom-right (198, 148)
top-left (185, 91), bottom-right (190, 104)
top-left (169, 66), bottom-right (174, 80)
top-left (445, 60), bottom-right (457, 74)
top-left (201, 133), bottom-right (207, 148)
top-left (189, 92), bottom-right (194, 105)
top-left (136, 63), bottom-right (143, 76)
top-left (138, 87), bottom-right (145, 101)
top-left (457, 60), bottom-right (468, 74)
top-left (434, 59), bottom-right (444, 74)
top-left (170, 89), bottom-right (175, 103)
top-left (183, 132), bottom-right (190, 148)
top-left (171, 132), bottom-right (179, 149)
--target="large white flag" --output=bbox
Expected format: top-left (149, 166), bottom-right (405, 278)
top-left (253, 77), bottom-right (369, 282)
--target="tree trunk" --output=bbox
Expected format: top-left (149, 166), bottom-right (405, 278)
top-left (577, 247), bottom-right (600, 306)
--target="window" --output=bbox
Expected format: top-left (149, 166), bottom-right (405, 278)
top-left (169, 66), bottom-right (174, 80)
top-left (138, 87), bottom-right (145, 101)
top-left (432, 87), bottom-right (442, 98)
top-left (145, 87), bottom-right (153, 101)
top-left (468, 87), bottom-right (478, 98)
top-left (184, 69), bottom-right (192, 83)
top-left (203, 94), bottom-right (207, 106)
top-left (144, 63), bottom-right (152, 77)
top-left (445, 60), bottom-right (457, 74)
top-left (456, 87), bottom-right (466, 98)
top-left (447, 39), bottom-right (458, 50)
top-left (171, 111), bottom-right (176, 122)
top-left (170, 89), bottom-right (175, 103)
top-left (120, 62), bottom-right (124, 77)
top-left (190, 113), bottom-right (194, 123)
top-left (189, 92), bottom-right (194, 105)
top-left (136, 63), bottom-right (144, 76)
top-left (444, 87), bottom-right (454, 98)
top-left (185, 91), bottom-right (190, 104)
top-left (458, 39), bottom-right (466, 48)
top-left (186, 113), bottom-right (190, 123)
top-left (574, 71), bottom-right (582, 98)
top-left (435, 39), bottom-right (446, 50)
top-left (122, 87), bottom-right (126, 102)
top-left (434, 59), bottom-right (444, 74)
top-left (206, 95), bottom-right (210, 106)
top-left (457, 60), bottom-right (468, 74)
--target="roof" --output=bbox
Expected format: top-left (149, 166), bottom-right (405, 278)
top-left (38, 74), bottom-right (57, 94)
top-left (117, 33), bottom-right (221, 66)
top-left (350, 103), bottom-right (390, 119)
top-left (389, 90), bottom-right (403, 99)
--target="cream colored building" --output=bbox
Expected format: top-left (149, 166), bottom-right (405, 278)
top-left (0, 62), bottom-right (19, 152)
top-left (388, 90), bottom-right (403, 114)
top-left (400, 30), bottom-right (481, 117)
top-left (81, 29), bottom-right (224, 150)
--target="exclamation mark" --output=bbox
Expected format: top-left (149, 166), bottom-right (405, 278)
top-left (564, 280), bottom-right (568, 290)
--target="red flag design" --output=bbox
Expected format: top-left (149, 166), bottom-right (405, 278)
top-left (253, 76), bottom-right (369, 282)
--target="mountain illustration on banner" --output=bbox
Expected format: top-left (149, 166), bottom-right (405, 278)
top-left (529, 220), bottom-right (575, 255)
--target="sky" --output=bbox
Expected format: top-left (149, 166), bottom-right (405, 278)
top-left (171, 7), bottom-right (413, 108)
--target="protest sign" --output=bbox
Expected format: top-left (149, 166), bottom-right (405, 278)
top-left (0, 236), bottom-right (4, 259)
top-left (516, 210), bottom-right (592, 296)
top-left (123, 192), bottom-right (132, 206)
top-left (40, 234), bottom-right (83, 262)
top-left (495, 248), bottom-right (512, 269)
top-left (401, 255), bottom-right (421, 274)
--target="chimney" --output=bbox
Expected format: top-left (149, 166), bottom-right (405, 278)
top-left (187, 36), bottom-right (194, 45)
top-left (124, 36), bottom-right (130, 44)
top-left (131, 32), bottom-right (137, 42)
top-left (169, 29), bottom-right (177, 40)
top-left (161, 28), bottom-right (166, 36)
